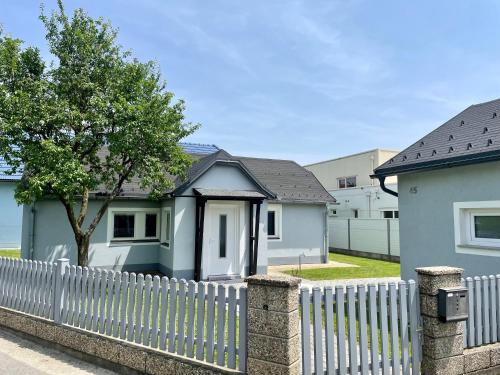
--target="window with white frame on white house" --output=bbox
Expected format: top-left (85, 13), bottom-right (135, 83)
top-left (337, 176), bottom-right (356, 189)
top-left (109, 209), bottom-right (160, 242)
top-left (267, 204), bottom-right (282, 240)
top-left (454, 202), bottom-right (500, 250)
top-left (160, 208), bottom-right (172, 248)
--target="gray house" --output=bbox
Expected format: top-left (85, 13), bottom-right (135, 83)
top-left (373, 98), bottom-right (500, 279)
top-left (0, 158), bottom-right (23, 249)
top-left (21, 143), bottom-right (333, 280)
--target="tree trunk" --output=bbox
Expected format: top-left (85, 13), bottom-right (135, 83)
top-left (76, 234), bottom-right (90, 267)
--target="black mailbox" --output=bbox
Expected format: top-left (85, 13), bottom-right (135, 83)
top-left (438, 287), bottom-right (468, 322)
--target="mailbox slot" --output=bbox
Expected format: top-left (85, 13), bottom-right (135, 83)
top-left (438, 287), bottom-right (468, 322)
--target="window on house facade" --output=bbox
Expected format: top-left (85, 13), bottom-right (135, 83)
top-left (145, 213), bottom-right (158, 237)
top-left (382, 210), bottom-right (399, 219)
top-left (454, 202), bottom-right (500, 252)
top-left (353, 209), bottom-right (359, 218)
top-left (219, 214), bottom-right (227, 258)
top-left (329, 208), bottom-right (337, 216)
top-left (109, 209), bottom-right (160, 242)
top-left (337, 176), bottom-right (357, 189)
top-left (113, 214), bottom-right (135, 238)
top-left (267, 204), bottom-right (282, 240)
top-left (161, 208), bottom-right (172, 248)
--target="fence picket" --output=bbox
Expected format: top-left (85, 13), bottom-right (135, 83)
top-left (206, 283), bottom-right (216, 363)
top-left (227, 286), bottom-right (237, 369)
top-left (34, 262), bottom-right (44, 316)
top-left (98, 270), bottom-right (109, 334)
top-left (357, 285), bottom-right (369, 375)
top-left (119, 272), bottom-right (129, 339)
top-left (127, 273), bottom-right (137, 342)
top-left (17, 260), bottom-right (27, 311)
top-left (482, 276), bottom-right (490, 344)
top-left (109, 271), bottom-right (120, 336)
top-left (347, 286), bottom-right (358, 375)
top-left (79, 267), bottom-right (89, 328)
top-left (177, 280), bottom-right (187, 356)
top-left (336, 285), bottom-right (347, 375)
top-left (408, 280), bottom-right (420, 375)
top-left (186, 280), bottom-right (196, 358)
top-left (66, 266), bottom-right (76, 324)
top-left (300, 288), bottom-right (312, 375)
top-left (389, 283), bottom-right (401, 375)
top-left (490, 276), bottom-right (497, 343)
top-left (475, 276), bottom-right (483, 345)
top-left (150, 276), bottom-right (161, 348)
top-left (168, 278), bottom-right (178, 352)
top-left (134, 273), bottom-right (145, 343)
top-left (379, 283), bottom-right (390, 375)
top-left (216, 285), bottom-right (227, 366)
top-left (324, 287), bottom-right (335, 375)
top-left (312, 287), bottom-right (324, 375)
top-left (399, 282), bottom-right (410, 375)
top-left (159, 276), bottom-right (169, 350)
top-left (143, 274), bottom-right (153, 346)
top-left (92, 270), bottom-right (102, 332)
top-left (466, 277), bottom-right (475, 347)
top-left (238, 287), bottom-right (248, 372)
top-left (368, 284), bottom-right (380, 375)
top-left (196, 282), bottom-right (206, 360)
top-left (85, 269), bottom-right (94, 330)
top-left (61, 266), bottom-right (70, 322)
top-left (39, 262), bottom-right (49, 318)
top-left (497, 276), bottom-right (500, 342)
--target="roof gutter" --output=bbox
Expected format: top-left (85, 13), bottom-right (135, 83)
top-left (377, 176), bottom-right (398, 197)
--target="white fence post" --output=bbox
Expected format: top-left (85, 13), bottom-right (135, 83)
top-left (53, 258), bottom-right (69, 324)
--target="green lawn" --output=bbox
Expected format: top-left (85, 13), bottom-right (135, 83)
top-left (284, 253), bottom-right (400, 280)
top-left (0, 249), bottom-right (21, 258)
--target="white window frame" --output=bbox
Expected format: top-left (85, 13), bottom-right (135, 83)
top-left (454, 201), bottom-right (500, 255)
top-left (160, 207), bottom-right (172, 249)
top-left (267, 204), bottom-right (282, 241)
top-left (107, 207), bottom-right (160, 244)
top-left (337, 176), bottom-right (357, 189)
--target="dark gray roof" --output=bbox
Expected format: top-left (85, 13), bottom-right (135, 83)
top-left (374, 98), bottom-right (500, 177)
top-left (91, 145), bottom-right (334, 203)
top-left (235, 156), bottom-right (335, 203)
top-left (193, 188), bottom-right (267, 199)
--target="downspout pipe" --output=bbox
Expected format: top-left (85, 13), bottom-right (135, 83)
top-left (377, 176), bottom-right (398, 197)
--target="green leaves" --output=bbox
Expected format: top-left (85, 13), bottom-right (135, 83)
top-left (0, 1), bottom-right (198, 261)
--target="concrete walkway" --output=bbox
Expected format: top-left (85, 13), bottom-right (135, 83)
top-left (0, 328), bottom-right (118, 375)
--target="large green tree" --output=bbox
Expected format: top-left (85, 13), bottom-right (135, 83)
top-left (0, 1), bottom-right (198, 266)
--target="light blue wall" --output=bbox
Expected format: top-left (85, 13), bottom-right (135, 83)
top-left (0, 182), bottom-right (23, 248)
top-left (22, 199), bottom-right (161, 270)
top-left (267, 202), bottom-right (328, 265)
top-left (399, 160), bottom-right (500, 280)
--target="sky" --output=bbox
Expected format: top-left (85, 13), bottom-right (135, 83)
top-left (2, 1), bottom-right (500, 165)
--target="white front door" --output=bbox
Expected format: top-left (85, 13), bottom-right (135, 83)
top-left (202, 203), bottom-right (241, 279)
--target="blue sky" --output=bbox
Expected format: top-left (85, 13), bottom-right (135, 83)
top-left (3, 1), bottom-right (500, 164)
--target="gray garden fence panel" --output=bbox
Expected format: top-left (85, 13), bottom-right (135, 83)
top-left (464, 275), bottom-right (500, 349)
top-left (300, 281), bottom-right (421, 375)
top-left (0, 257), bottom-right (248, 371)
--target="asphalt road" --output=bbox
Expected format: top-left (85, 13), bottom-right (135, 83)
top-left (0, 328), bottom-right (118, 375)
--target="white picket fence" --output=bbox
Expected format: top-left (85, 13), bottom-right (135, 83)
top-left (464, 275), bottom-right (500, 349)
top-left (300, 281), bottom-right (421, 375)
top-left (0, 257), bottom-right (247, 371)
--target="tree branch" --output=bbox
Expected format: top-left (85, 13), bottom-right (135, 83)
top-left (76, 188), bottom-right (89, 227)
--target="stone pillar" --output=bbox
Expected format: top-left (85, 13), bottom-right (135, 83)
top-left (246, 274), bottom-right (301, 375)
top-left (417, 266), bottom-right (465, 375)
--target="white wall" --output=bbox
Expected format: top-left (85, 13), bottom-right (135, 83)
top-left (305, 149), bottom-right (399, 191)
top-left (329, 218), bottom-right (400, 256)
top-left (329, 183), bottom-right (398, 218)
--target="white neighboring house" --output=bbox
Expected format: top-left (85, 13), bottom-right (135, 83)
top-left (304, 149), bottom-right (400, 219)
top-left (305, 149), bottom-right (401, 260)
